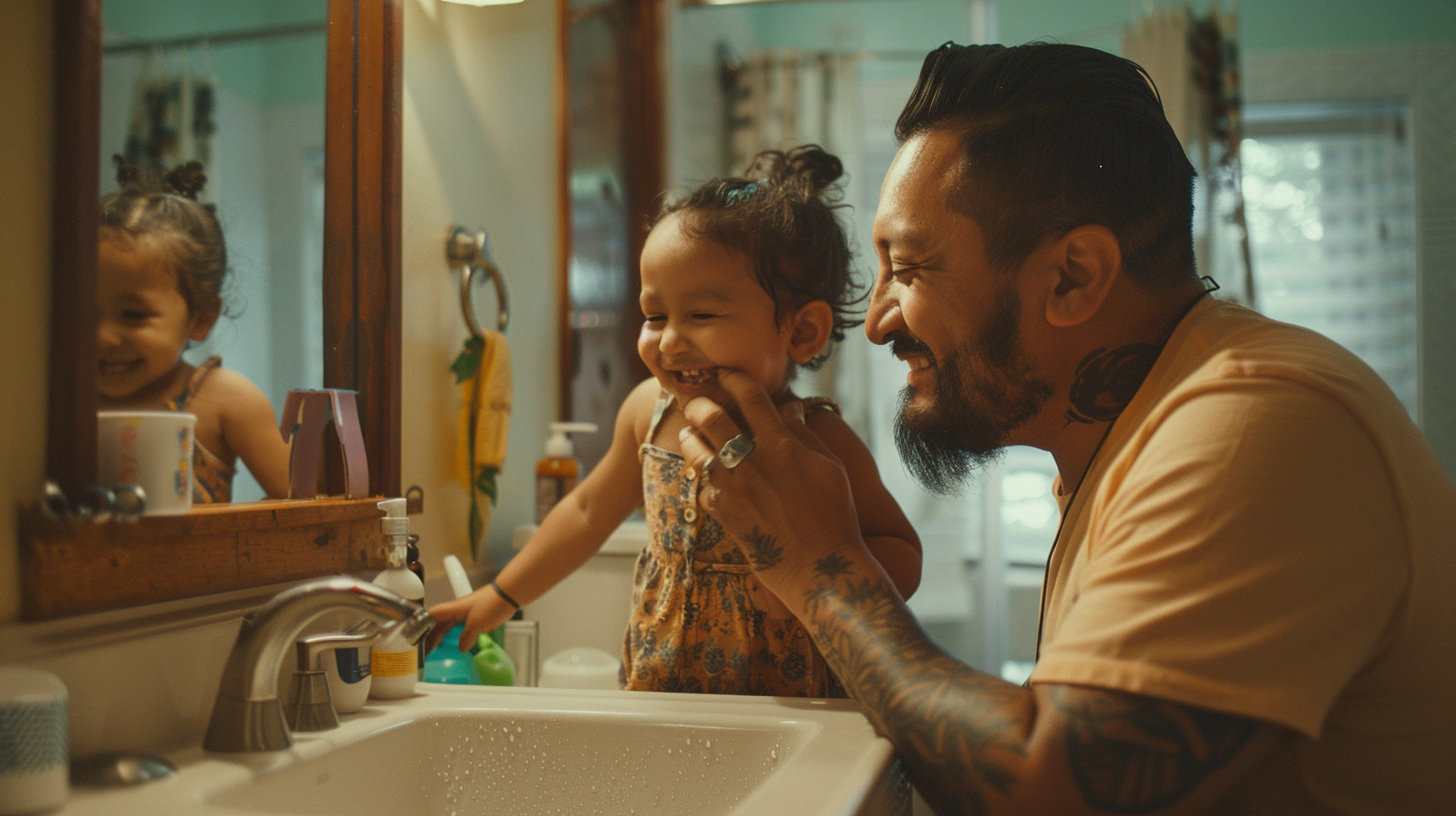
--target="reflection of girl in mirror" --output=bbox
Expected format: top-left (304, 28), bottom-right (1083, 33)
top-left (432, 146), bottom-right (922, 697)
top-left (97, 157), bottom-right (290, 503)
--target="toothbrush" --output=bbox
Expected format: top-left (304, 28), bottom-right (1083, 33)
top-left (442, 554), bottom-right (474, 600)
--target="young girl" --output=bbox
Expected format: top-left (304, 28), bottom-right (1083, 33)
top-left (431, 146), bottom-right (921, 697)
top-left (98, 158), bottom-right (291, 503)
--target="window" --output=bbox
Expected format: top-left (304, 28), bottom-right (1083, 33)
top-left (1242, 101), bottom-right (1419, 418)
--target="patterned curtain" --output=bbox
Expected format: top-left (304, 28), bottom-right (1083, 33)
top-left (124, 49), bottom-right (217, 187)
top-left (1124, 7), bottom-right (1254, 305)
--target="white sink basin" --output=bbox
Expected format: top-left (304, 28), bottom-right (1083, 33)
top-left (61, 684), bottom-right (906, 816)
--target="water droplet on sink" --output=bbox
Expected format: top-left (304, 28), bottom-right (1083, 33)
top-left (509, 734), bottom-right (515, 742)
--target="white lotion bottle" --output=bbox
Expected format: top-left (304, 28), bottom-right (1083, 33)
top-left (369, 498), bottom-right (425, 699)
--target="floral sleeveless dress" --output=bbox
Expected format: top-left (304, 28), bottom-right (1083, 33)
top-left (166, 356), bottom-right (235, 504)
top-left (620, 393), bottom-right (846, 698)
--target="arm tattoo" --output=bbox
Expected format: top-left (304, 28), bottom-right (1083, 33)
top-left (796, 559), bottom-right (1257, 815)
top-left (739, 527), bottom-right (784, 570)
top-left (801, 565), bottom-right (1030, 816)
top-left (1051, 687), bottom-right (1258, 814)
top-left (1064, 344), bottom-right (1160, 426)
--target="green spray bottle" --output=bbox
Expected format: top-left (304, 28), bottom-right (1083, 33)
top-left (471, 632), bottom-right (515, 686)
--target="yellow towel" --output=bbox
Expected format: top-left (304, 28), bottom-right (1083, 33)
top-left (452, 330), bottom-right (512, 562)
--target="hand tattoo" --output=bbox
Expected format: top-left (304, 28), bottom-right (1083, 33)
top-left (739, 527), bottom-right (784, 570)
top-left (814, 552), bottom-right (853, 579)
top-left (1064, 344), bottom-right (1160, 426)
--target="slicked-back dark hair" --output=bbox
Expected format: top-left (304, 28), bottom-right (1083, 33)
top-left (655, 145), bottom-right (861, 370)
top-left (895, 42), bottom-right (1198, 289)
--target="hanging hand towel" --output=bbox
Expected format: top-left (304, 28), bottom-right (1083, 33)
top-left (451, 330), bottom-right (512, 563)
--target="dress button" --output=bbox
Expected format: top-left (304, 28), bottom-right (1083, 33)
top-left (683, 507), bottom-right (698, 523)
top-left (683, 467), bottom-right (696, 481)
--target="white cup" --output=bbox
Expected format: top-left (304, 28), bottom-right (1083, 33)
top-left (97, 411), bottom-right (196, 515)
top-left (0, 668), bottom-right (68, 815)
top-left (321, 646), bottom-right (372, 714)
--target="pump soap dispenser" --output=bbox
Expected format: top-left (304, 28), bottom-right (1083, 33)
top-left (535, 422), bottom-right (597, 523)
top-left (368, 498), bottom-right (425, 699)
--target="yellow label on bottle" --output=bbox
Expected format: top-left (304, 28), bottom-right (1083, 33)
top-left (371, 648), bottom-right (417, 679)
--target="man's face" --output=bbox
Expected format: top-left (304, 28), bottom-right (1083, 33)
top-left (867, 130), bottom-right (1053, 493)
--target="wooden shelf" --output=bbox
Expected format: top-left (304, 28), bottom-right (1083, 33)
top-left (18, 498), bottom-right (390, 620)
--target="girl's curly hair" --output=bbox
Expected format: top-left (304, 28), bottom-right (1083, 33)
top-left (655, 145), bottom-right (863, 370)
top-left (100, 156), bottom-right (229, 320)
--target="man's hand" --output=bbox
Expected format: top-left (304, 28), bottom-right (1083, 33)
top-left (677, 369), bottom-right (868, 610)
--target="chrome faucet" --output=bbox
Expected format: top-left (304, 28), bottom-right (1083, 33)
top-left (204, 576), bottom-right (434, 752)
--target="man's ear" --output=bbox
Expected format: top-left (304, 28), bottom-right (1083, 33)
top-left (787, 300), bottom-right (834, 364)
top-left (1040, 224), bottom-right (1121, 329)
top-left (188, 306), bottom-right (220, 343)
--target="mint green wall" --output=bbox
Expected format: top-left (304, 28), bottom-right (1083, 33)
top-left (102, 0), bottom-right (325, 106)
top-left (998, 0), bottom-right (1456, 53)
top-left (749, 0), bottom-right (967, 52)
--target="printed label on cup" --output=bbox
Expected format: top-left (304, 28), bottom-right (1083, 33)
top-left (97, 411), bottom-right (196, 515)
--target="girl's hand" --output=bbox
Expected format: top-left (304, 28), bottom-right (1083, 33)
top-left (426, 585), bottom-right (514, 654)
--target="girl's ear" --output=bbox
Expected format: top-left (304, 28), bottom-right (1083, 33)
top-left (187, 307), bottom-right (220, 343)
top-left (787, 300), bottom-right (833, 365)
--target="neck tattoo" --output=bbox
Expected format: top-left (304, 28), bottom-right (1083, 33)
top-left (1062, 281), bottom-right (1217, 428)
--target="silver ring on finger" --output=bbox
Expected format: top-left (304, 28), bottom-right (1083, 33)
top-left (717, 434), bottom-right (755, 469)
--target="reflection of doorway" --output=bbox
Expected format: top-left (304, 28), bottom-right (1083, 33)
top-left (564, 0), bottom-right (664, 474)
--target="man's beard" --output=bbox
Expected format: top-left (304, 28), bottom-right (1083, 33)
top-left (892, 284), bottom-right (1053, 495)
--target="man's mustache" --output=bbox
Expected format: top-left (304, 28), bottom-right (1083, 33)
top-left (888, 332), bottom-right (936, 366)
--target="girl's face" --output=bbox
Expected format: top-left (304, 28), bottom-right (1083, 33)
top-left (97, 235), bottom-right (211, 402)
top-left (638, 213), bottom-right (817, 406)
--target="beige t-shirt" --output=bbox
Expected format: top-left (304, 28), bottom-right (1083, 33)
top-left (1032, 298), bottom-right (1456, 814)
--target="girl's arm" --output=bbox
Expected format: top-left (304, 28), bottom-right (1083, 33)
top-left (209, 369), bottom-right (292, 498)
top-left (804, 410), bottom-right (922, 599)
top-left (429, 378), bottom-right (658, 652)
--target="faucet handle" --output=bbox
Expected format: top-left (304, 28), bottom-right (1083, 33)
top-left (293, 621), bottom-right (380, 672)
top-left (286, 623), bottom-right (381, 733)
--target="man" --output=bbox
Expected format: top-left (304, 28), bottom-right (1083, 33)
top-left (677, 42), bottom-right (1456, 814)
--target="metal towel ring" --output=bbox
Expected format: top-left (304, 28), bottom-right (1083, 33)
top-left (446, 226), bottom-right (510, 337)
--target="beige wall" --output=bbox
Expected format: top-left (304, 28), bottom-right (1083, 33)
top-left (400, 0), bottom-right (561, 592)
top-left (0, 0), bottom-right (55, 623)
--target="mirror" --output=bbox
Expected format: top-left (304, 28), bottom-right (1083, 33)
top-left (97, 0), bottom-right (328, 503)
top-left (27, 0), bottom-right (403, 620)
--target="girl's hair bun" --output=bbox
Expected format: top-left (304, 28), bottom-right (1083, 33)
top-left (783, 145), bottom-right (843, 195)
top-left (165, 161), bottom-right (209, 200)
top-left (113, 156), bottom-right (210, 201)
top-left (750, 145), bottom-right (843, 198)
top-left (654, 143), bottom-right (862, 365)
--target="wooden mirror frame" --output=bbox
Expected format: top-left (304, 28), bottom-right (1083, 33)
top-left (21, 0), bottom-right (402, 620)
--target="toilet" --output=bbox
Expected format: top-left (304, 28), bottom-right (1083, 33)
top-left (511, 520), bottom-right (647, 680)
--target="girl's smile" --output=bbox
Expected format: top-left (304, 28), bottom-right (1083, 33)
top-left (637, 212), bottom-right (805, 405)
top-left (97, 234), bottom-right (212, 405)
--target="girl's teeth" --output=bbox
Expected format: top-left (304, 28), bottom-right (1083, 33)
top-left (678, 368), bottom-right (715, 384)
